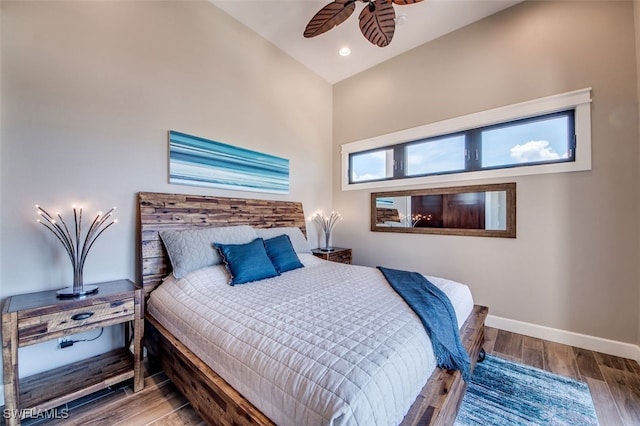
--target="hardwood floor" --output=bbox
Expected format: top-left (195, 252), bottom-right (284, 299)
top-left (5, 327), bottom-right (640, 425)
top-left (484, 327), bottom-right (640, 426)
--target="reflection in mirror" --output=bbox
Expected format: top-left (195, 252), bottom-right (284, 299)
top-left (372, 183), bottom-right (516, 238)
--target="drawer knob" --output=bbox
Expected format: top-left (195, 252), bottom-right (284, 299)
top-left (71, 312), bottom-right (94, 321)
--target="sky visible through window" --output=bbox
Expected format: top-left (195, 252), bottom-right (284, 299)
top-left (351, 149), bottom-right (391, 182)
top-left (482, 115), bottom-right (570, 168)
top-left (406, 135), bottom-right (465, 175)
top-left (351, 114), bottom-right (570, 182)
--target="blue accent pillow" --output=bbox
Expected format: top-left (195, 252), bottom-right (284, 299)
top-left (264, 234), bottom-right (304, 273)
top-left (214, 238), bottom-right (279, 285)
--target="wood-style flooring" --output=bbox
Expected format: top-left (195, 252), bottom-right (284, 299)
top-left (483, 327), bottom-right (640, 425)
top-left (7, 327), bottom-right (640, 426)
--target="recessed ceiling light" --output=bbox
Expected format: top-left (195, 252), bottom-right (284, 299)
top-left (339, 47), bottom-right (351, 57)
top-left (396, 13), bottom-right (408, 25)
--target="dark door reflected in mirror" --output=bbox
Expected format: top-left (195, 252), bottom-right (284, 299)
top-left (372, 183), bottom-right (516, 238)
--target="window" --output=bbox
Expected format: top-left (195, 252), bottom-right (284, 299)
top-left (342, 89), bottom-right (591, 191)
top-left (350, 148), bottom-right (393, 182)
top-left (480, 112), bottom-right (574, 169)
top-left (349, 110), bottom-right (575, 184)
top-left (405, 134), bottom-right (466, 176)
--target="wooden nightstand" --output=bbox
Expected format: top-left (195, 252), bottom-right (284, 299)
top-left (1, 279), bottom-right (144, 425)
top-left (311, 247), bottom-right (352, 264)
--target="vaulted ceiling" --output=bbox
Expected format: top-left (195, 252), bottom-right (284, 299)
top-left (212, 0), bottom-right (522, 84)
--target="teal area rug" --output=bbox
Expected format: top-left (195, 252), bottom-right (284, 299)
top-left (455, 354), bottom-right (598, 425)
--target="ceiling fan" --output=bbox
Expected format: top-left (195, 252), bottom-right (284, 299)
top-left (304, 0), bottom-right (424, 48)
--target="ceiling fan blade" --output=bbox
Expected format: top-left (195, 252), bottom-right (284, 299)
top-left (304, 1), bottom-right (356, 38)
top-left (359, 0), bottom-right (396, 47)
top-left (392, 0), bottom-right (424, 5)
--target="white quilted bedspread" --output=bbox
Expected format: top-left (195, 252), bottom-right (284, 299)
top-left (147, 254), bottom-right (473, 426)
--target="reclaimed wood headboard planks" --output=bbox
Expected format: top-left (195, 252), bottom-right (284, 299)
top-left (138, 192), bottom-right (306, 292)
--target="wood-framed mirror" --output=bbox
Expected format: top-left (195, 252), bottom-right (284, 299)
top-left (371, 183), bottom-right (516, 238)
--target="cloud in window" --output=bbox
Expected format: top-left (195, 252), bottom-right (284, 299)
top-left (351, 150), bottom-right (388, 182)
top-left (510, 140), bottom-right (567, 163)
top-left (353, 172), bottom-right (383, 182)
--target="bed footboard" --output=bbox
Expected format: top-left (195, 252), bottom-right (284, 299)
top-left (401, 304), bottom-right (488, 426)
top-left (145, 305), bottom-right (487, 426)
top-left (145, 315), bottom-right (275, 426)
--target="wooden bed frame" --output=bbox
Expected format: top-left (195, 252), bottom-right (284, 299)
top-left (138, 191), bottom-right (487, 426)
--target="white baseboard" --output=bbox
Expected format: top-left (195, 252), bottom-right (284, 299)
top-left (486, 314), bottom-right (640, 363)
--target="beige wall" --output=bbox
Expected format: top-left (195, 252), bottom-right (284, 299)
top-left (0, 0), bottom-right (332, 396)
top-left (333, 1), bottom-right (640, 344)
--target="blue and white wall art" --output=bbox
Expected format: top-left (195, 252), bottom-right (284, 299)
top-left (169, 130), bottom-right (290, 194)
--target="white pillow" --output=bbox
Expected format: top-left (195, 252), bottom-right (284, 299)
top-left (159, 225), bottom-right (259, 278)
top-left (254, 227), bottom-right (311, 254)
top-left (384, 221), bottom-right (406, 227)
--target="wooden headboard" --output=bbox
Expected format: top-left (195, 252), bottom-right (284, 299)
top-left (375, 207), bottom-right (400, 224)
top-left (138, 192), bottom-right (306, 292)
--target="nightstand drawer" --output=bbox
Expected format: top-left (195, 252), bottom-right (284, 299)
top-left (17, 299), bottom-right (135, 345)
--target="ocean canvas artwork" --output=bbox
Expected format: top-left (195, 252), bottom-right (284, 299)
top-left (169, 130), bottom-right (289, 194)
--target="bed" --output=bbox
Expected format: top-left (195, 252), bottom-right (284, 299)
top-left (138, 192), bottom-right (487, 426)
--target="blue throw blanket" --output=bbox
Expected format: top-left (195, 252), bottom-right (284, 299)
top-left (377, 266), bottom-right (471, 381)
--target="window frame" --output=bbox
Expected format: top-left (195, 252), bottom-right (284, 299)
top-left (341, 88), bottom-right (591, 191)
